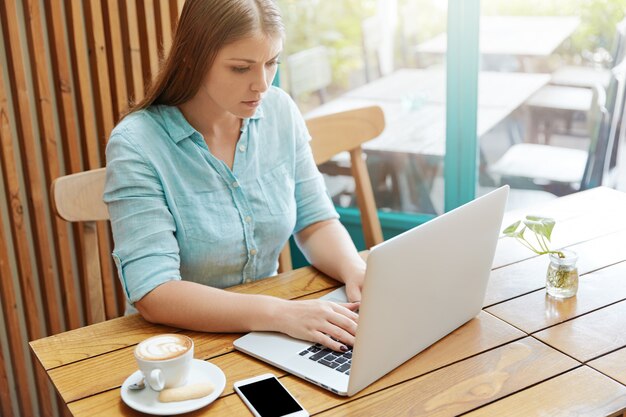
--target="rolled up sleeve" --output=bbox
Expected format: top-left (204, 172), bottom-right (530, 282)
top-left (103, 132), bottom-right (181, 304)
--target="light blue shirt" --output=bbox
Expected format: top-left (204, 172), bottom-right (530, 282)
top-left (103, 87), bottom-right (338, 307)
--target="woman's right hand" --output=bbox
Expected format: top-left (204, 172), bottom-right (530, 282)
top-left (275, 299), bottom-right (359, 352)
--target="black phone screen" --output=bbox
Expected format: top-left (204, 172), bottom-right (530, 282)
top-left (238, 376), bottom-right (303, 417)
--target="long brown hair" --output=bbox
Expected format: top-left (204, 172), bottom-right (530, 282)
top-left (126, 0), bottom-right (284, 116)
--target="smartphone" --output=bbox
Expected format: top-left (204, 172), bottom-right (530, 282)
top-left (233, 373), bottom-right (309, 417)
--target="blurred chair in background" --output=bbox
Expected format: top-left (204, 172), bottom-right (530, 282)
top-left (524, 17), bottom-right (626, 143)
top-left (550, 17), bottom-right (626, 90)
top-left (361, 13), bottom-right (397, 82)
top-left (285, 46), bottom-right (332, 106)
top-left (489, 58), bottom-right (626, 196)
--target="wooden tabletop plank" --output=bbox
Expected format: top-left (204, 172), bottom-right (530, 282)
top-left (493, 188), bottom-right (626, 268)
top-left (30, 267), bottom-right (337, 370)
top-left (588, 347), bottom-right (626, 386)
top-left (67, 311), bottom-right (524, 416)
top-left (534, 299), bottom-right (626, 362)
top-left (486, 260), bottom-right (626, 333)
top-left (49, 329), bottom-right (239, 403)
top-left (29, 314), bottom-right (174, 371)
top-left (315, 337), bottom-right (578, 417)
top-left (465, 366), bottom-right (626, 416)
top-left (485, 229), bottom-right (626, 307)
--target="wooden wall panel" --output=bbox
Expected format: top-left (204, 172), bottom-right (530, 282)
top-left (0, 1), bottom-right (183, 415)
top-left (44, 0), bottom-right (83, 331)
top-left (0, 70), bottom-right (34, 417)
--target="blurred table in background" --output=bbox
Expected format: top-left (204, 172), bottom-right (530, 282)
top-left (415, 16), bottom-right (581, 71)
top-left (306, 69), bottom-right (550, 213)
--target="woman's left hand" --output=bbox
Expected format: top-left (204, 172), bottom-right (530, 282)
top-left (343, 265), bottom-right (366, 303)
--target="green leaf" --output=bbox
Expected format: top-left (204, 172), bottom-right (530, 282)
top-left (524, 216), bottom-right (555, 241)
top-left (502, 220), bottom-right (521, 236)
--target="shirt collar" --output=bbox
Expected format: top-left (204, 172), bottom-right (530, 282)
top-left (158, 104), bottom-right (265, 144)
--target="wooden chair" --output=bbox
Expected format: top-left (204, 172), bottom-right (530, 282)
top-left (278, 106), bottom-right (386, 272)
top-left (51, 167), bottom-right (113, 324)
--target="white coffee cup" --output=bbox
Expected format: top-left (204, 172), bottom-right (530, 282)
top-left (134, 333), bottom-right (194, 391)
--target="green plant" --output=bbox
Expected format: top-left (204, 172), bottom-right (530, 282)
top-left (502, 215), bottom-right (565, 258)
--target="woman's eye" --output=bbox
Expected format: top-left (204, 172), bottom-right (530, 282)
top-left (267, 60), bottom-right (281, 67)
top-left (232, 66), bottom-right (250, 73)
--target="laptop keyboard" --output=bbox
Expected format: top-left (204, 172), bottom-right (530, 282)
top-left (298, 343), bottom-right (352, 374)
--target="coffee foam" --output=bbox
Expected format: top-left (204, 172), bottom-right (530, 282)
top-left (135, 334), bottom-right (192, 361)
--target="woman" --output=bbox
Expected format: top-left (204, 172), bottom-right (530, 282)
top-left (104, 0), bottom-right (366, 352)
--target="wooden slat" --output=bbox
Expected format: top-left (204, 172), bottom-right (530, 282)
top-left (316, 338), bottom-right (579, 417)
top-left (23, 0), bottom-right (73, 337)
top-left (84, 0), bottom-right (115, 142)
top-left (0, 36), bottom-right (33, 415)
top-left (115, 0), bottom-right (137, 106)
top-left (100, 1), bottom-right (127, 120)
top-left (0, 1), bottom-right (59, 415)
top-left (125, 0), bottom-right (145, 102)
top-left (145, 0), bottom-right (160, 80)
top-left (65, 1), bottom-right (99, 169)
top-left (487, 260), bottom-right (626, 333)
top-left (159, 0), bottom-right (174, 56)
top-left (43, 0), bottom-right (85, 330)
top-left (133, 0), bottom-right (153, 88)
top-left (95, 223), bottom-right (117, 319)
top-left (0, 337), bottom-right (13, 416)
top-left (82, 1), bottom-right (119, 321)
top-left (588, 347), bottom-right (626, 385)
top-left (66, 1), bottom-right (111, 327)
top-left (465, 366), bottom-right (626, 416)
top-left (152, 0), bottom-right (165, 64)
top-left (82, 222), bottom-right (105, 324)
top-left (534, 299), bottom-right (626, 362)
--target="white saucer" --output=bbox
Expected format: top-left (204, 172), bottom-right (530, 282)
top-left (121, 359), bottom-right (226, 416)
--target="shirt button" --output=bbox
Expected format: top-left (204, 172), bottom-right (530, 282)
top-left (239, 145), bottom-right (247, 152)
top-left (250, 248), bottom-right (258, 256)
top-left (232, 181), bottom-right (239, 188)
top-left (244, 216), bottom-right (252, 223)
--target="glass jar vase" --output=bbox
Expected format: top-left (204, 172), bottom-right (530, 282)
top-left (546, 250), bottom-right (579, 298)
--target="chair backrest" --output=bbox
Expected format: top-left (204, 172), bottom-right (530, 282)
top-left (361, 16), bottom-right (384, 82)
top-left (610, 17), bottom-right (626, 67)
top-left (51, 167), bottom-right (114, 325)
top-left (278, 106), bottom-right (386, 273)
top-left (286, 46), bottom-right (332, 104)
top-left (581, 57), bottom-right (626, 190)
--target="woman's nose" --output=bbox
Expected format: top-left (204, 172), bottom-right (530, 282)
top-left (251, 69), bottom-right (270, 93)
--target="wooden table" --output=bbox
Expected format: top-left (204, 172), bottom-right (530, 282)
top-left (31, 187), bottom-right (626, 416)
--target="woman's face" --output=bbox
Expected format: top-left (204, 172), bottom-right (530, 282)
top-left (201, 32), bottom-right (283, 119)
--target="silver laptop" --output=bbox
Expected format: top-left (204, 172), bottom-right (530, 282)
top-left (234, 186), bottom-right (509, 396)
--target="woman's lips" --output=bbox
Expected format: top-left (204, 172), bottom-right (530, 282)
top-left (242, 100), bottom-right (261, 108)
